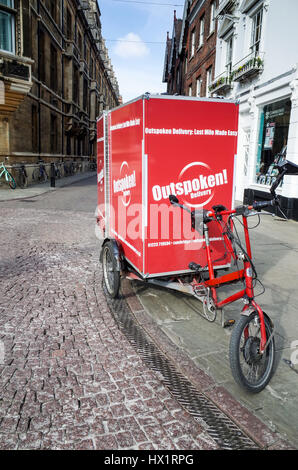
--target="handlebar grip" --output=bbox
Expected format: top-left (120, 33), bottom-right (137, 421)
top-left (252, 200), bottom-right (275, 211)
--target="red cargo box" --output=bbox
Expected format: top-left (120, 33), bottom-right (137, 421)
top-left (97, 94), bottom-right (239, 278)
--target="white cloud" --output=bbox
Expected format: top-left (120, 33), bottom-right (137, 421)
top-left (114, 32), bottom-right (150, 59)
top-left (114, 64), bottom-right (166, 103)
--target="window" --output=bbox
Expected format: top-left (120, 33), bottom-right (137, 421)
top-left (50, 114), bottom-right (58, 153)
top-left (226, 35), bottom-right (233, 74)
top-left (32, 105), bottom-right (38, 152)
top-left (90, 57), bottom-right (94, 78)
top-left (78, 31), bottom-right (82, 55)
top-left (206, 67), bottom-right (213, 97)
top-left (39, 29), bottom-right (46, 82)
top-left (196, 76), bottom-right (201, 97)
top-left (83, 77), bottom-right (88, 110)
top-left (188, 84), bottom-right (192, 97)
top-left (49, 0), bottom-right (56, 23)
top-left (255, 99), bottom-right (292, 185)
top-left (251, 8), bottom-right (263, 55)
top-left (209, 1), bottom-right (216, 34)
top-left (66, 9), bottom-right (72, 40)
top-left (0, 0), bottom-right (15, 53)
top-left (50, 44), bottom-right (57, 91)
top-left (199, 15), bottom-right (205, 48)
top-left (73, 63), bottom-right (79, 103)
top-left (190, 28), bottom-right (195, 58)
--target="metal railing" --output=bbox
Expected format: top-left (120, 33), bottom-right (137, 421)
top-left (230, 51), bottom-right (264, 81)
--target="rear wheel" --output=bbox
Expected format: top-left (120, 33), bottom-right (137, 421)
top-left (229, 311), bottom-right (275, 393)
top-left (102, 242), bottom-right (120, 298)
top-left (18, 172), bottom-right (28, 189)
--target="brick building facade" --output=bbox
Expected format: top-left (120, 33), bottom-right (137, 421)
top-left (163, 0), bottom-right (218, 99)
top-left (0, 0), bottom-right (120, 180)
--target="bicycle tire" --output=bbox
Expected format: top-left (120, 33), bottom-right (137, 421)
top-left (102, 242), bottom-right (120, 298)
top-left (6, 172), bottom-right (16, 190)
top-left (32, 168), bottom-right (39, 181)
top-left (41, 172), bottom-right (48, 183)
top-left (229, 311), bottom-right (275, 393)
top-left (18, 172), bottom-right (28, 189)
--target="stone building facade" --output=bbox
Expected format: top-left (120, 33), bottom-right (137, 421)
top-left (0, 0), bottom-right (120, 178)
top-left (0, 0), bottom-right (33, 158)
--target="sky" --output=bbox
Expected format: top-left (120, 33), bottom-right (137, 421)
top-left (97, 0), bottom-right (185, 104)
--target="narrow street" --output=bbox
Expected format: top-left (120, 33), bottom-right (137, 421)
top-left (0, 177), bottom-right (219, 451)
top-left (0, 176), bottom-right (296, 451)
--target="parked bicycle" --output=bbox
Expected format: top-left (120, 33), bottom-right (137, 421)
top-left (32, 162), bottom-right (48, 183)
top-left (0, 162), bottom-right (16, 189)
top-left (17, 164), bottom-right (28, 189)
top-left (54, 162), bottom-right (62, 179)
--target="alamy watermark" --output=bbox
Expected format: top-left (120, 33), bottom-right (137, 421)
top-left (94, 200), bottom-right (205, 252)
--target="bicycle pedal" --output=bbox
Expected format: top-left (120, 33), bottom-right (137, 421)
top-left (223, 319), bottom-right (235, 328)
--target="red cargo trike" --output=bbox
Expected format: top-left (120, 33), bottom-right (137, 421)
top-left (96, 94), bottom-right (298, 392)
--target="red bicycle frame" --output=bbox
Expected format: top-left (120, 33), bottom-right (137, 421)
top-left (192, 206), bottom-right (267, 352)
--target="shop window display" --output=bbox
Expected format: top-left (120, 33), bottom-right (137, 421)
top-left (255, 99), bottom-right (291, 186)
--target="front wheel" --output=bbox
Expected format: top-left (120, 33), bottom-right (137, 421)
top-left (6, 172), bottom-right (16, 189)
top-left (229, 311), bottom-right (275, 393)
top-left (102, 242), bottom-right (120, 298)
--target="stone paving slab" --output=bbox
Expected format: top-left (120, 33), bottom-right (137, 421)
top-left (121, 279), bottom-right (293, 450)
top-left (128, 211), bottom-right (298, 449)
top-left (0, 205), bottom-right (219, 450)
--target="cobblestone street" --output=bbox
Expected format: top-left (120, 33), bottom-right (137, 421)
top-left (0, 179), bottom-right (218, 450)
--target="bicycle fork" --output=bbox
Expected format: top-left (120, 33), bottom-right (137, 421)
top-left (203, 219), bottom-right (268, 354)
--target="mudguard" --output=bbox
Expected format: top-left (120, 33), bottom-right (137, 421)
top-left (241, 306), bottom-right (274, 328)
top-left (100, 238), bottom-right (126, 272)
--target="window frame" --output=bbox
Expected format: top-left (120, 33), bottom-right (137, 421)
top-left (50, 43), bottom-right (58, 92)
top-left (190, 28), bottom-right (196, 58)
top-left (196, 76), bottom-right (202, 97)
top-left (206, 66), bottom-right (213, 97)
top-left (225, 34), bottom-right (233, 74)
top-left (209, 1), bottom-right (216, 35)
top-left (250, 7), bottom-right (263, 55)
top-left (198, 14), bottom-right (205, 48)
top-left (0, 0), bottom-right (16, 54)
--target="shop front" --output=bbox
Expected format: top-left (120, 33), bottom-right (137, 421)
top-left (244, 97), bottom-right (298, 220)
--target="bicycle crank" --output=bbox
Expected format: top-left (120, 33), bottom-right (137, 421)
top-left (193, 285), bottom-right (217, 322)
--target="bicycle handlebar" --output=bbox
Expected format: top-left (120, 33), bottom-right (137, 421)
top-left (251, 199), bottom-right (276, 211)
